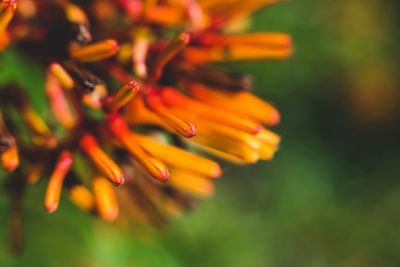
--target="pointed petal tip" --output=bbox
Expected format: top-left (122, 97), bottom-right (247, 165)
top-left (268, 109), bottom-right (281, 125)
top-left (158, 169), bottom-right (170, 183)
top-left (111, 176), bottom-right (125, 186)
top-left (102, 210), bottom-right (119, 222)
top-left (44, 203), bottom-right (58, 213)
top-left (211, 165), bottom-right (223, 179)
top-left (182, 122), bottom-right (198, 138)
top-left (3, 160), bottom-right (18, 172)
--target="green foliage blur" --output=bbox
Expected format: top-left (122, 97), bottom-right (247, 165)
top-left (1, 0), bottom-right (400, 266)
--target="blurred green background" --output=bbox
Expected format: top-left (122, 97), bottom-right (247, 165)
top-left (1, 0), bottom-right (400, 266)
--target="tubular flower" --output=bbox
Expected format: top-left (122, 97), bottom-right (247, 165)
top-left (0, 0), bottom-right (291, 252)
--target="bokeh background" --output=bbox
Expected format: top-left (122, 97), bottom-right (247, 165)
top-left (1, 0), bottom-right (400, 266)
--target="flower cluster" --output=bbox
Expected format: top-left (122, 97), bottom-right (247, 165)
top-left (0, 0), bottom-right (291, 252)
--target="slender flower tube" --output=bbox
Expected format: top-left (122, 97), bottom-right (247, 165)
top-left (44, 151), bottom-right (74, 213)
top-left (92, 176), bottom-right (119, 221)
top-left (80, 133), bottom-right (125, 186)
